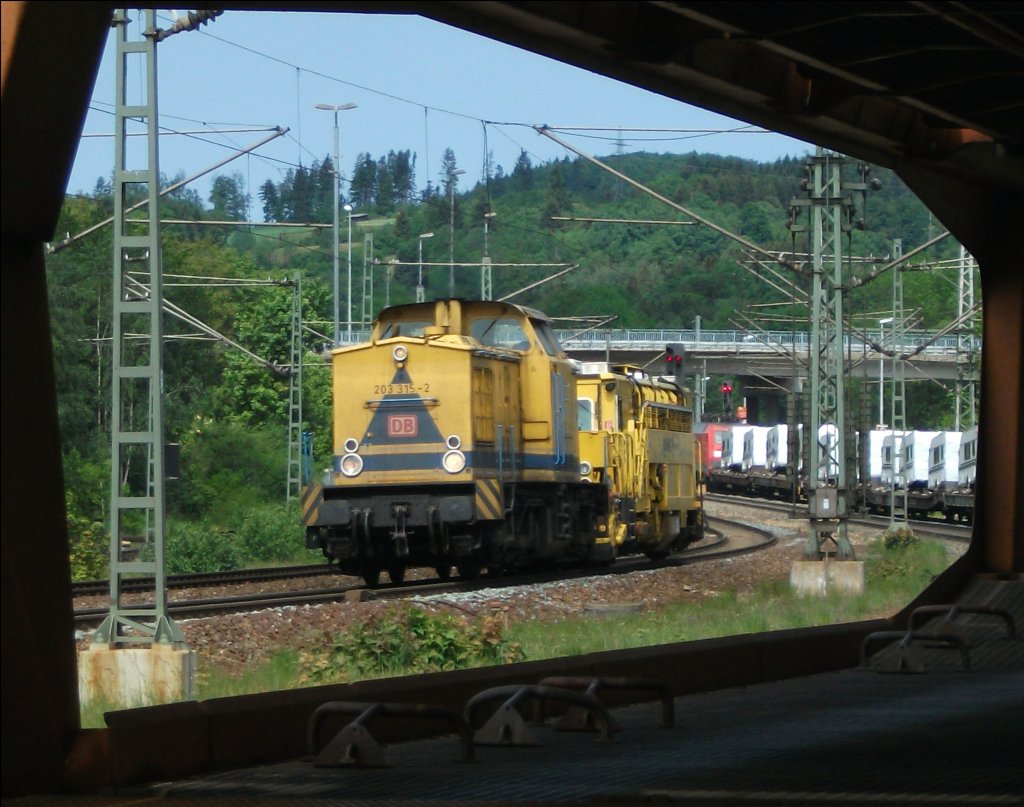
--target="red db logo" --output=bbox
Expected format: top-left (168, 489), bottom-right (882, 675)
top-left (388, 415), bottom-right (417, 437)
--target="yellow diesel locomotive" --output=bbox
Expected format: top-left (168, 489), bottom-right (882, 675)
top-left (301, 299), bottom-right (703, 584)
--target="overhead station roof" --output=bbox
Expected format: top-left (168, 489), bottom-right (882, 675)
top-left (399, 1), bottom-right (1023, 190)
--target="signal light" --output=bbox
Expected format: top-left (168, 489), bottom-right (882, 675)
top-left (665, 344), bottom-right (684, 369)
top-left (721, 381), bottom-right (734, 416)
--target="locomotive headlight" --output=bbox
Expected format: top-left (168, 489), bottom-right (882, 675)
top-left (446, 434), bottom-right (462, 450)
top-left (343, 437), bottom-right (359, 453)
top-left (392, 345), bottom-right (409, 363)
top-left (340, 453), bottom-right (363, 477)
top-left (442, 450), bottom-right (467, 474)
top-left (580, 461), bottom-right (593, 476)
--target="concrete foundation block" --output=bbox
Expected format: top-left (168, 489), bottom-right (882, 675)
top-left (790, 560), bottom-right (866, 596)
top-left (78, 644), bottom-right (196, 708)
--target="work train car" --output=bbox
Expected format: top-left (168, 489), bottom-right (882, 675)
top-left (705, 420), bottom-right (977, 524)
top-left (576, 363), bottom-right (704, 559)
top-left (301, 299), bottom-right (703, 585)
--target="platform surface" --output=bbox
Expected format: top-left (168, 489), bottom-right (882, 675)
top-left (14, 576), bottom-right (1024, 806)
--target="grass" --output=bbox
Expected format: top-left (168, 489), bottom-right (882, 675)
top-left (80, 535), bottom-right (953, 727)
top-left (519, 537), bottom-right (952, 660)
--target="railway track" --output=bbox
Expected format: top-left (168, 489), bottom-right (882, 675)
top-left (71, 563), bottom-right (336, 597)
top-left (74, 516), bottom-right (774, 630)
top-left (706, 492), bottom-right (972, 545)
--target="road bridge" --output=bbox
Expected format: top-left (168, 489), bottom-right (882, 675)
top-left (336, 328), bottom-right (977, 383)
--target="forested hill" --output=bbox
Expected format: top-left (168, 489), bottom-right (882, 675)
top-left (50, 149), bottom-right (972, 573)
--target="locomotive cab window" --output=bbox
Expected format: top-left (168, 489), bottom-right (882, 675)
top-left (471, 316), bottom-right (529, 350)
top-left (532, 319), bottom-right (564, 357)
top-left (577, 398), bottom-right (596, 432)
top-left (379, 320), bottom-right (431, 339)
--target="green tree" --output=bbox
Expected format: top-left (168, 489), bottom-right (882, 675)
top-left (512, 149), bottom-right (534, 191)
top-left (208, 172), bottom-right (250, 221)
top-left (259, 179), bottom-right (281, 222)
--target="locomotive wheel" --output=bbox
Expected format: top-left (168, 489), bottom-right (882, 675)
top-left (434, 564), bottom-right (452, 581)
top-left (387, 564), bottom-right (406, 584)
top-left (360, 562), bottom-right (382, 587)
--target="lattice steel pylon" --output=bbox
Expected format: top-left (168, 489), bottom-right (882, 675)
top-left (93, 10), bottom-right (183, 646)
top-left (790, 148), bottom-right (867, 560)
top-left (889, 241), bottom-right (909, 525)
top-left (360, 232), bottom-right (374, 328)
top-left (286, 272), bottom-right (303, 501)
top-left (956, 245), bottom-right (979, 430)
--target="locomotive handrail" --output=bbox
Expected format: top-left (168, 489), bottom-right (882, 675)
top-left (364, 397), bottom-right (439, 408)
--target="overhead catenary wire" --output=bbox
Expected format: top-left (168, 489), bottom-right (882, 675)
top-left (50, 127), bottom-right (289, 254)
top-left (122, 274), bottom-right (292, 375)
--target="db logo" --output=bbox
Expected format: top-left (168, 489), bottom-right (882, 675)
top-left (388, 415), bottom-right (418, 437)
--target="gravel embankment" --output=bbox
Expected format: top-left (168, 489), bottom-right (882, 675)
top-left (79, 502), bottom-right (917, 676)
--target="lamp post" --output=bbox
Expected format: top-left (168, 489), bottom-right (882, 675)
top-left (878, 316), bottom-right (893, 427)
top-left (448, 167), bottom-right (465, 297)
top-left (417, 232), bottom-right (434, 303)
top-left (314, 102), bottom-right (357, 346)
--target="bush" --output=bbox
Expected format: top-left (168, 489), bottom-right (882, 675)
top-left (882, 525), bottom-right (919, 550)
top-left (236, 501), bottom-right (310, 564)
top-left (300, 605), bottom-right (524, 684)
top-left (66, 490), bottom-right (109, 581)
top-left (161, 521), bottom-right (240, 574)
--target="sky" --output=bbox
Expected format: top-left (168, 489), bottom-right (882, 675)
top-left (68, 9), bottom-right (815, 213)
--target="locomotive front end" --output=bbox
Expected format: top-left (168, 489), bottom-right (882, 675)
top-left (303, 303), bottom-right (493, 583)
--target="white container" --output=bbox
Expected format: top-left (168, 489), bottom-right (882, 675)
top-left (766, 425), bottom-right (789, 468)
top-left (720, 425), bottom-right (751, 467)
top-left (880, 431), bottom-right (909, 485)
top-left (958, 425), bottom-right (979, 486)
top-left (868, 429), bottom-right (892, 480)
top-left (900, 431), bottom-right (939, 484)
top-left (928, 431), bottom-right (962, 489)
top-left (742, 426), bottom-right (771, 470)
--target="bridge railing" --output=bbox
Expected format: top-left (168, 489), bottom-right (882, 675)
top-left (332, 328), bottom-right (976, 356)
top-left (555, 329), bottom-right (974, 356)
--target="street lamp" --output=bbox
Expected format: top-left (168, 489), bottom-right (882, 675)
top-left (417, 232), bottom-right (434, 303)
top-left (878, 316), bottom-right (893, 427)
top-left (448, 168), bottom-right (466, 297)
top-left (314, 102), bottom-right (357, 346)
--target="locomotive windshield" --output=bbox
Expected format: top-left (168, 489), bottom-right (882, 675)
top-left (532, 319), bottom-right (564, 357)
top-left (471, 316), bottom-right (529, 350)
top-left (378, 319), bottom-right (431, 339)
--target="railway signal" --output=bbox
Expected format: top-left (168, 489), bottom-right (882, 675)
top-left (721, 381), bottom-right (733, 413)
top-left (665, 343), bottom-right (685, 383)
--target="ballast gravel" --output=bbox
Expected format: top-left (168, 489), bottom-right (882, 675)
top-left (76, 502), bottom-right (900, 677)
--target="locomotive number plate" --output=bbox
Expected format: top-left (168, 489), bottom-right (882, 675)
top-left (373, 383), bottom-right (429, 394)
top-left (388, 414), bottom-right (418, 437)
